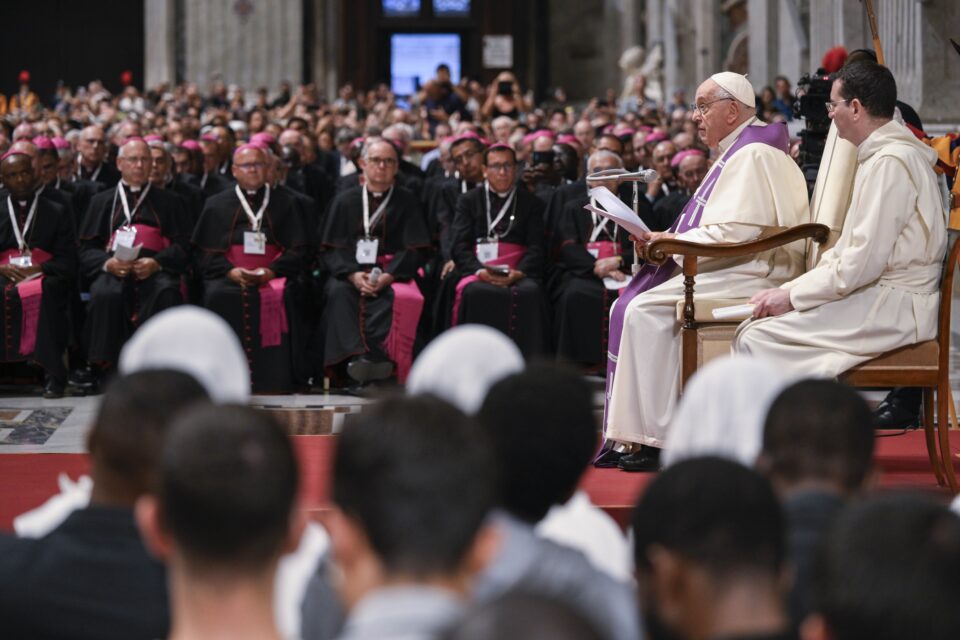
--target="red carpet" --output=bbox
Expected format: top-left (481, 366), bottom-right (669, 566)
top-left (1, 430), bottom-right (957, 532)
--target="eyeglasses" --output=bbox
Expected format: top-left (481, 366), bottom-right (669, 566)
top-left (121, 156), bottom-right (151, 165)
top-left (366, 157), bottom-right (397, 167)
top-left (452, 148), bottom-right (479, 165)
top-left (486, 162), bottom-right (515, 173)
top-left (235, 162), bottom-right (265, 171)
top-left (825, 99), bottom-right (851, 113)
top-left (689, 97), bottom-right (733, 117)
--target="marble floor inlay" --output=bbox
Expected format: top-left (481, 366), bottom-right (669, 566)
top-left (0, 407), bottom-right (74, 446)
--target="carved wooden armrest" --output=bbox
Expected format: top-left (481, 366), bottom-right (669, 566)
top-left (644, 223), bottom-right (830, 266)
top-left (644, 223), bottom-right (830, 329)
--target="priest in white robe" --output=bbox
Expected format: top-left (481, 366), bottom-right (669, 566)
top-left (600, 72), bottom-right (809, 472)
top-left (734, 62), bottom-right (946, 377)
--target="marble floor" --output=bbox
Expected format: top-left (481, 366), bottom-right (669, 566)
top-left (0, 343), bottom-right (957, 454)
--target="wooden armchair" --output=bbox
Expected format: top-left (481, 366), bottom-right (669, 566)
top-left (645, 227), bottom-right (959, 492)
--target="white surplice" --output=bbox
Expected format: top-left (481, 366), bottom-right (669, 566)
top-left (734, 121), bottom-right (947, 376)
top-left (604, 118), bottom-right (809, 447)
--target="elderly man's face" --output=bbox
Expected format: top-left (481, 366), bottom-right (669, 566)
top-left (201, 141), bottom-right (219, 173)
top-left (678, 155), bottom-right (708, 191)
top-left (149, 147), bottom-right (171, 186)
top-left (57, 152), bottom-right (74, 180)
top-left (588, 153), bottom-right (622, 195)
top-left (78, 127), bottom-right (107, 163)
top-left (691, 80), bottom-right (741, 148)
top-left (360, 140), bottom-right (399, 192)
top-left (652, 142), bottom-right (677, 177)
top-left (232, 148), bottom-right (267, 192)
top-left (117, 141), bottom-right (152, 187)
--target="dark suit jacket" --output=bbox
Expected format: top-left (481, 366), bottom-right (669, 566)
top-left (0, 506), bottom-right (169, 640)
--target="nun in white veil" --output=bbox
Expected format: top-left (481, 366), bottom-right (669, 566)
top-left (406, 325), bottom-right (525, 414)
top-left (662, 355), bottom-right (794, 468)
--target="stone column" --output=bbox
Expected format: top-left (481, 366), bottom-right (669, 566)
top-left (694, 0), bottom-right (721, 89)
top-left (311, 0), bottom-right (341, 100)
top-left (747, 0), bottom-right (778, 88)
top-left (184, 0), bottom-right (303, 91)
top-left (144, 0), bottom-right (176, 88)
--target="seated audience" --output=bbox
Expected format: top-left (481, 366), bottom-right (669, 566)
top-left (306, 395), bottom-right (497, 640)
top-left (0, 370), bottom-right (209, 639)
top-left (442, 592), bottom-right (605, 640)
top-left (633, 456), bottom-right (792, 640)
top-left (756, 379), bottom-right (874, 631)
top-left (476, 365), bottom-right (640, 639)
top-left (136, 404), bottom-right (302, 640)
top-left (804, 494), bottom-right (960, 640)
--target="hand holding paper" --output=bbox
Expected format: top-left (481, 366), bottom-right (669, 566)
top-left (583, 187), bottom-right (651, 238)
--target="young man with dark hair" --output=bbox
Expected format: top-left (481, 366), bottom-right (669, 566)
top-left (803, 494), bottom-right (960, 640)
top-left (756, 379), bottom-right (874, 630)
top-left (475, 365), bottom-right (640, 640)
top-left (0, 370), bottom-right (209, 639)
top-left (136, 404), bottom-right (302, 640)
top-left (736, 61), bottom-right (946, 384)
top-left (632, 457), bottom-right (791, 640)
top-left (318, 395), bottom-right (498, 640)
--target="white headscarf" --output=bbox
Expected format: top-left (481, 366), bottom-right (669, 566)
top-left (118, 306), bottom-right (249, 403)
top-left (406, 325), bottom-right (524, 414)
top-left (663, 355), bottom-right (792, 468)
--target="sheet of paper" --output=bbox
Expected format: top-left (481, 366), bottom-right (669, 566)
top-left (603, 277), bottom-right (631, 290)
top-left (114, 243), bottom-right (142, 262)
top-left (585, 187), bottom-right (651, 238)
top-left (711, 303), bottom-right (755, 320)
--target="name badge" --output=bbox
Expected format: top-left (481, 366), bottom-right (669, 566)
top-left (587, 247), bottom-right (600, 259)
top-left (476, 240), bottom-right (499, 265)
top-left (243, 231), bottom-right (266, 255)
top-left (10, 254), bottom-right (32, 268)
top-left (356, 238), bottom-right (379, 265)
top-left (112, 226), bottom-right (137, 251)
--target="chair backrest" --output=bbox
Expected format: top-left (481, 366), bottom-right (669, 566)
top-left (806, 122), bottom-right (858, 271)
top-left (936, 231), bottom-right (960, 374)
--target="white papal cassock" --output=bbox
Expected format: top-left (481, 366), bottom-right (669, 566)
top-left (604, 117), bottom-right (809, 447)
top-left (734, 121), bottom-right (946, 375)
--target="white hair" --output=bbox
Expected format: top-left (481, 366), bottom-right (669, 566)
top-left (587, 149), bottom-right (624, 171)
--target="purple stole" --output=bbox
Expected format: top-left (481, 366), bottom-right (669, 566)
top-left (601, 122), bottom-right (789, 428)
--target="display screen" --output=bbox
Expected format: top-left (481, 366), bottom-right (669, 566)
top-left (390, 33), bottom-right (461, 96)
top-left (382, 0), bottom-right (420, 17)
top-left (433, 0), bottom-right (470, 15)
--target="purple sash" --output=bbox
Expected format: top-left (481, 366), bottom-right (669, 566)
top-left (602, 122), bottom-right (789, 428)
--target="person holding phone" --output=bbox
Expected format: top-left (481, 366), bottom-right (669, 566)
top-left (447, 143), bottom-right (548, 357)
top-left (481, 72), bottom-right (529, 122)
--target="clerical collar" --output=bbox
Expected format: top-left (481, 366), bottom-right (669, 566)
top-left (121, 180), bottom-right (143, 193)
top-left (718, 116), bottom-right (759, 154)
top-left (367, 188), bottom-right (387, 197)
top-left (491, 187), bottom-right (512, 199)
top-left (17, 200), bottom-right (27, 207)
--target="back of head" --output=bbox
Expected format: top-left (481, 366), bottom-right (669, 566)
top-left (834, 60), bottom-right (897, 120)
top-left (477, 364), bottom-right (597, 523)
top-left (633, 456), bottom-right (784, 581)
top-left (812, 494), bottom-right (960, 640)
top-left (333, 395), bottom-right (495, 577)
top-left (89, 369), bottom-right (209, 500)
top-left (442, 592), bottom-right (605, 640)
top-left (663, 356), bottom-right (790, 468)
top-left (158, 405), bottom-right (298, 573)
top-left (760, 379), bottom-right (874, 494)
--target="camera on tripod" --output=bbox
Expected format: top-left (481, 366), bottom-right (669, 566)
top-left (794, 69), bottom-right (833, 190)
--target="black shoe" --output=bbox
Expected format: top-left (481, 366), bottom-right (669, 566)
top-left (43, 376), bottom-right (65, 399)
top-left (593, 448), bottom-right (627, 468)
top-left (874, 397), bottom-right (921, 429)
top-left (618, 447), bottom-right (662, 472)
top-left (68, 366), bottom-right (98, 388)
top-left (346, 355), bottom-right (394, 384)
